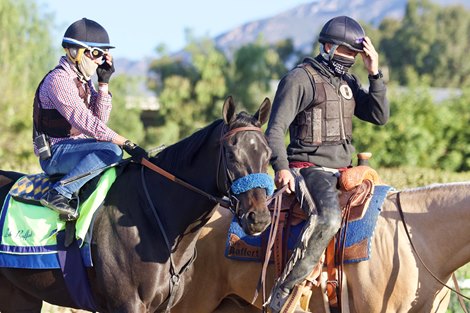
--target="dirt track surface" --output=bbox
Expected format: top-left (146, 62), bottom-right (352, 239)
top-left (42, 302), bottom-right (90, 313)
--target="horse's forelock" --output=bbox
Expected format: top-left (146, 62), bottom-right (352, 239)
top-left (230, 111), bottom-right (260, 129)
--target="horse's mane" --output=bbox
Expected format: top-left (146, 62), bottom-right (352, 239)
top-left (154, 119), bottom-right (223, 170)
top-left (153, 111), bottom-right (259, 171)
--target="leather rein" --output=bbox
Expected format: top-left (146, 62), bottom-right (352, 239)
top-left (141, 125), bottom-right (266, 209)
top-left (138, 124), bottom-right (267, 313)
top-left (396, 192), bottom-right (470, 308)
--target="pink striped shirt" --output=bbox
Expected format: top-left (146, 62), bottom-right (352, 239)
top-left (33, 57), bottom-right (118, 156)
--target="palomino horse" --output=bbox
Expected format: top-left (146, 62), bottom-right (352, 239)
top-left (0, 96), bottom-right (274, 313)
top-left (171, 181), bottom-right (470, 313)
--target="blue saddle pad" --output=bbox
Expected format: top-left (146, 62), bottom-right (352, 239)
top-left (225, 217), bottom-right (303, 262)
top-left (225, 185), bottom-right (391, 263)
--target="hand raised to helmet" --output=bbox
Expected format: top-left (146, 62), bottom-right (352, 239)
top-left (361, 37), bottom-right (379, 75)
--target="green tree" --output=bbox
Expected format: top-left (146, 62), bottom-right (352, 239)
top-left (274, 38), bottom-right (302, 66)
top-left (147, 37), bottom-right (229, 144)
top-left (438, 89), bottom-right (470, 171)
top-left (107, 74), bottom-right (145, 145)
top-left (0, 0), bottom-right (55, 172)
top-left (380, 0), bottom-right (470, 88)
top-left (353, 86), bottom-right (448, 168)
top-left (229, 39), bottom-right (285, 112)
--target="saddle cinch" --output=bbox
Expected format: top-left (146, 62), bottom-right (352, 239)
top-left (267, 162), bottom-right (382, 313)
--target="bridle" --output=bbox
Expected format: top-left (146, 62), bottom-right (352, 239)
top-left (217, 124), bottom-right (273, 217)
top-left (139, 123), bottom-right (273, 210)
top-left (138, 121), bottom-right (274, 313)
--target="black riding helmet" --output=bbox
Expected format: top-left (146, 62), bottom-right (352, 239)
top-left (318, 16), bottom-right (365, 52)
top-left (62, 18), bottom-right (114, 49)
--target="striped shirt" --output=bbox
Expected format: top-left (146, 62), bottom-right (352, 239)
top-left (33, 57), bottom-right (118, 156)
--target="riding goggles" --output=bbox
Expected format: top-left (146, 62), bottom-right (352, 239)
top-left (63, 37), bottom-right (108, 60)
top-left (87, 47), bottom-right (107, 59)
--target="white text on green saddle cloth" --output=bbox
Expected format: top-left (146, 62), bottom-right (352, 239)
top-left (1, 168), bottom-right (117, 251)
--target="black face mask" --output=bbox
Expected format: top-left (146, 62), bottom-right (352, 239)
top-left (329, 55), bottom-right (355, 76)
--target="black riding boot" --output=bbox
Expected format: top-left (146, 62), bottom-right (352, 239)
top-left (40, 189), bottom-right (79, 221)
top-left (279, 168), bottom-right (341, 291)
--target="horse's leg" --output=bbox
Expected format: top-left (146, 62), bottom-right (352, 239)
top-left (0, 273), bottom-right (43, 313)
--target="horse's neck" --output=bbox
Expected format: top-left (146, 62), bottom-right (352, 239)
top-left (395, 182), bottom-right (470, 274)
top-left (163, 125), bottom-right (222, 196)
top-left (148, 127), bottom-right (223, 255)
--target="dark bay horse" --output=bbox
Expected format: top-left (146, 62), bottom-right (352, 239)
top-left (0, 96), bottom-right (273, 313)
top-left (171, 181), bottom-right (470, 313)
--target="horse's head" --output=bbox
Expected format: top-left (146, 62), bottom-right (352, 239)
top-left (220, 96), bottom-right (273, 235)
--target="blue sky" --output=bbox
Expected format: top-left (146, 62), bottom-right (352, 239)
top-left (37, 0), bottom-right (312, 61)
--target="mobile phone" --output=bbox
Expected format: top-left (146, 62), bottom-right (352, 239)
top-left (34, 134), bottom-right (51, 160)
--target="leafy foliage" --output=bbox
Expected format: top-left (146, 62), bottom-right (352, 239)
top-left (228, 39), bottom-right (286, 112)
top-left (107, 75), bottom-right (145, 144)
top-left (380, 0), bottom-right (470, 88)
top-left (0, 0), bottom-right (55, 172)
top-left (353, 86), bottom-right (470, 171)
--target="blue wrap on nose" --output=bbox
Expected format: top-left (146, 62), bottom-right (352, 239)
top-left (231, 173), bottom-right (274, 196)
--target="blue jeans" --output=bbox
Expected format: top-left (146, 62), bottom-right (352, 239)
top-left (39, 139), bottom-right (123, 199)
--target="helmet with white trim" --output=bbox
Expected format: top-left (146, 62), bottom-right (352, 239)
top-left (62, 18), bottom-right (114, 49)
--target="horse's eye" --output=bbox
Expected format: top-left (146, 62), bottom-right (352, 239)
top-left (227, 151), bottom-right (236, 160)
top-left (226, 151), bottom-right (240, 163)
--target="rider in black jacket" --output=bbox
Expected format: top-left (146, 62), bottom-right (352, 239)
top-left (266, 16), bottom-right (389, 312)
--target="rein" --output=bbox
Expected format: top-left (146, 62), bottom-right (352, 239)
top-left (139, 125), bottom-right (267, 210)
top-left (141, 158), bottom-right (231, 208)
top-left (137, 123), bottom-right (272, 312)
top-left (252, 185), bottom-right (288, 311)
top-left (396, 192), bottom-right (470, 306)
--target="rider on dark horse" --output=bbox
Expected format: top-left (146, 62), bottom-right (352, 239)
top-left (33, 18), bottom-right (147, 221)
top-left (265, 16), bottom-right (389, 312)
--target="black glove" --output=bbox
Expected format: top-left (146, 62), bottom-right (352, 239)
top-left (123, 140), bottom-right (148, 161)
top-left (97, 60), bottom-right (115, 83)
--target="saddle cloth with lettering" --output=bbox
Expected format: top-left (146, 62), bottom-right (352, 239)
top-left (0, 168), bottom-right (117, 269)
top-left (225, 185), bottom-right (391, 263)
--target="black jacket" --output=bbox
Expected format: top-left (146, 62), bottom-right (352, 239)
top-left (266, 56), bottom-right (389, 170)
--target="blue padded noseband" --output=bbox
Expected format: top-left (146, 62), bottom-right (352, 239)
top-left (230, 173), bottom-right (274, 196)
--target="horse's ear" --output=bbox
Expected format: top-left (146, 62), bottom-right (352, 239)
top-left (223, 95), bottom-right (236, 125)
top-left (254, 97), bottom-right (272, 126)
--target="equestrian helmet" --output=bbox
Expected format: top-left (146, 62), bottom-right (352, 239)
top-left (318, 16), bottom-right (365, 52)
top-left (62, 18), bottom-right (114, 49)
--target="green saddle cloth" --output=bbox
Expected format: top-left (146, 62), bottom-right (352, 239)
top-left (2, 168), bottom-right (117, 249)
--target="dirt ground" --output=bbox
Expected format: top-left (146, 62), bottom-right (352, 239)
top-left (42, 302), bottom-right (90, 313)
